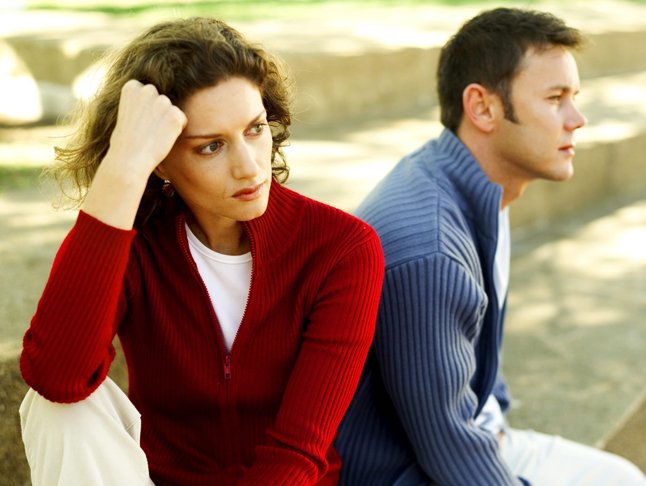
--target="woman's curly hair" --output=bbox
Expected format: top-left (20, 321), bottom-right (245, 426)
top-left (51, 17), bottom-right (292, 226)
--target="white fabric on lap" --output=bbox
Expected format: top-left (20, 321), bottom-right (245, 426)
top-left (502, 427), bottom-right (646, 485)
top-left (20, 377), bottom-right (154, 486)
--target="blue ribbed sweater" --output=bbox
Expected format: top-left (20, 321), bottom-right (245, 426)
top-left (337, 129), bottom-right (522, 485)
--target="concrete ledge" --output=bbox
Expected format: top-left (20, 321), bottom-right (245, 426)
top-left (5, 25), bottom-right (646, 126)
top-left (602, 393), bottom-right (646, 473)
top-left (0, 40), bottom-right (42, 125)
top-left (5, 35), bottom-right (109, 87)
top-left (285, 47), bottom-right (439, 126)
top-left (510, 132), bottom-right (646, 229)
top-left (3, 7), bottom-right (646, 483)
top-left (0, 39), bottom-right (76, 126)
top-left (575, 30), bottom-right (646, 78)
top-left (0, 356), bottom-right (28, 486)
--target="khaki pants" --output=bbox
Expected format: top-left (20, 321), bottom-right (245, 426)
top-left (19, 378), bottom-right (646, 486)
top-left (502, 427), bottom-right (646, 485)
top-left (20, 377), bottom-right (154, 486)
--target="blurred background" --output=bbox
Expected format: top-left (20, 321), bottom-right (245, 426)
top-left (2, 1), bottom-right (646, 484)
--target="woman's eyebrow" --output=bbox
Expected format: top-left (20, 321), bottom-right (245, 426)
top-left (182, 110), bottom-right (267, 139)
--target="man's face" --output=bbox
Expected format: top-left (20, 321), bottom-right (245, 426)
top-left (494, 46), bottom-right (586, 183)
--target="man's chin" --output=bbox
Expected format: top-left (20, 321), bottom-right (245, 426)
top-left (547, 162), bottom-right (575, 182)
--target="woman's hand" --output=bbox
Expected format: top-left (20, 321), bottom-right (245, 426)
top-left (82, 80), bottom-right (187, 229)
top-left (108, 80), bottom-right (187, 180)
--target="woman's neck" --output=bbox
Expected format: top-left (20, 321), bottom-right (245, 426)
top-left (187, 215), bottom-right (249, 255)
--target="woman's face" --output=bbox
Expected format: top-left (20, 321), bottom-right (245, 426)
top-left (157, 76), bottom-right (273, 230)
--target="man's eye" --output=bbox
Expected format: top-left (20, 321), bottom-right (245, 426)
top-left (200, 142), bottom-right (222, 155)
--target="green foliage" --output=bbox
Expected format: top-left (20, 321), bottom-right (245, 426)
top-left (24, 0), bottom-right (521, 21)
top-left (26, 0), bottom-right (646, 23)
top-left (0, 166), bottom-right (43, 191)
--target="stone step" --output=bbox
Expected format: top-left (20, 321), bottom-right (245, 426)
top-left (3, 2), bottom-right (646, 125)
top-left (1, 66), bottom-right (645, 359)
top-left (285, 69), bottom-right (646, 232)
top-left (3, 3), bottom-right (646, 482)
top-left (2, 69), bottom-right (646, 230)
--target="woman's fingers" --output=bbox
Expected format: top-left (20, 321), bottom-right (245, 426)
top-left (109, 80), bottom-right (187, 177)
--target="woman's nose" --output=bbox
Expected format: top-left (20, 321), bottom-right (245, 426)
top-left (231, 142), bottom-right (258, 179)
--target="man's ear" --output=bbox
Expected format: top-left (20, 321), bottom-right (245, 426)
top-left (462, 83), bottom-right (500, 133)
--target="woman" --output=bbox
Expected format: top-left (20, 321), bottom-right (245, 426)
top-left (19, 17), bottom-right (384, 485)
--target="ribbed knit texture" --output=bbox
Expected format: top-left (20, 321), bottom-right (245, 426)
top-left (21, 182), bottom-right (384, 485)
top-left (336, 129), bottom-right (521, 485)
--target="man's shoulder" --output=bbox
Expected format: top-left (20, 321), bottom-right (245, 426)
top-left (356, 166), bottom-right (475, 270)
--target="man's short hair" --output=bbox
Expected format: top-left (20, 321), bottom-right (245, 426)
top-left (437, 7), bottom-right (584, 132)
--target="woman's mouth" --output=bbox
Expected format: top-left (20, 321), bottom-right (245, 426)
top-left (233, 182), bottom-right (264, 201)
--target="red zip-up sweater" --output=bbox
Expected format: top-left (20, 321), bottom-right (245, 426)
top-left (21, 182), bottom-right (384, 485)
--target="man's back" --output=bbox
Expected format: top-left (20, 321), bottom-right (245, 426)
top-left (338, 7), bottom-right (646, 485)
top-left (337, 129), bottom-right (513, 485)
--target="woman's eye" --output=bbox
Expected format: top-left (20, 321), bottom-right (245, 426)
top-left (248, 123), bottom-right (267, 135)
top-left (199, 141), bottom-right (222, 155)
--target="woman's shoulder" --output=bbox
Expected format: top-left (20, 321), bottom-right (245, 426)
top-left (277, 184), bottom-right (380, 245)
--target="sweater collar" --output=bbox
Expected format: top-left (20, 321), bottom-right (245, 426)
top-left (173, 180), bottom-right (301, 266)
top-left (242, 180), bottom-right (301, 264)
top-left (435, 129), bottom-right (503, 240)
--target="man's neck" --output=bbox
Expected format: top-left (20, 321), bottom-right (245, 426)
top-left (455, 128), bottom-right (529, 209)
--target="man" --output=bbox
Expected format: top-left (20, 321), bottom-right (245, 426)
top-left (336, 8), bottom-right (646, 486)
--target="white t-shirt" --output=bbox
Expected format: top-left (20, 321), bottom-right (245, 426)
top-left (475, 208), bottom-right (511, 435)
top-left (186, 224), bottom-right (252, 351)
top-left (493, 207), bottom-right (510, 311)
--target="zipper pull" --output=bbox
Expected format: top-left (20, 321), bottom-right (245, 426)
top-left (224, 355), bottom-right (232, 380)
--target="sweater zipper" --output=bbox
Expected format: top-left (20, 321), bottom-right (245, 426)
top-left (223, 354), bottom-right (232, 380)
top-left (177, 217), bottom-right (256, 382)
top-left (219, 223), bottom-right (255, 381)
top-left (225, 221), bottom-right (256, 379)
top-left (177, 218), bottom-right (233, 381)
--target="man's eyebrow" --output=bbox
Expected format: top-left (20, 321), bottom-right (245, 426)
top-left (546, 84), bottom-right (580, 94)
top-left (182, 110), bottom-right (267, 139)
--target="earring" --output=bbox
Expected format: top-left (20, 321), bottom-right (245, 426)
top-left (162, 179), bottom-right (175, 198)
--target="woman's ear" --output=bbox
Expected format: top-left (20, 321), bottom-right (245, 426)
top-left (462, 83), bottom-right (501, 133)
top-left (153, 164), bottom-right (168, 181)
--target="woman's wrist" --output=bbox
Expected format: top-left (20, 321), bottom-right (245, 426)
top-left (81, 154), bottom-right (150, 230)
